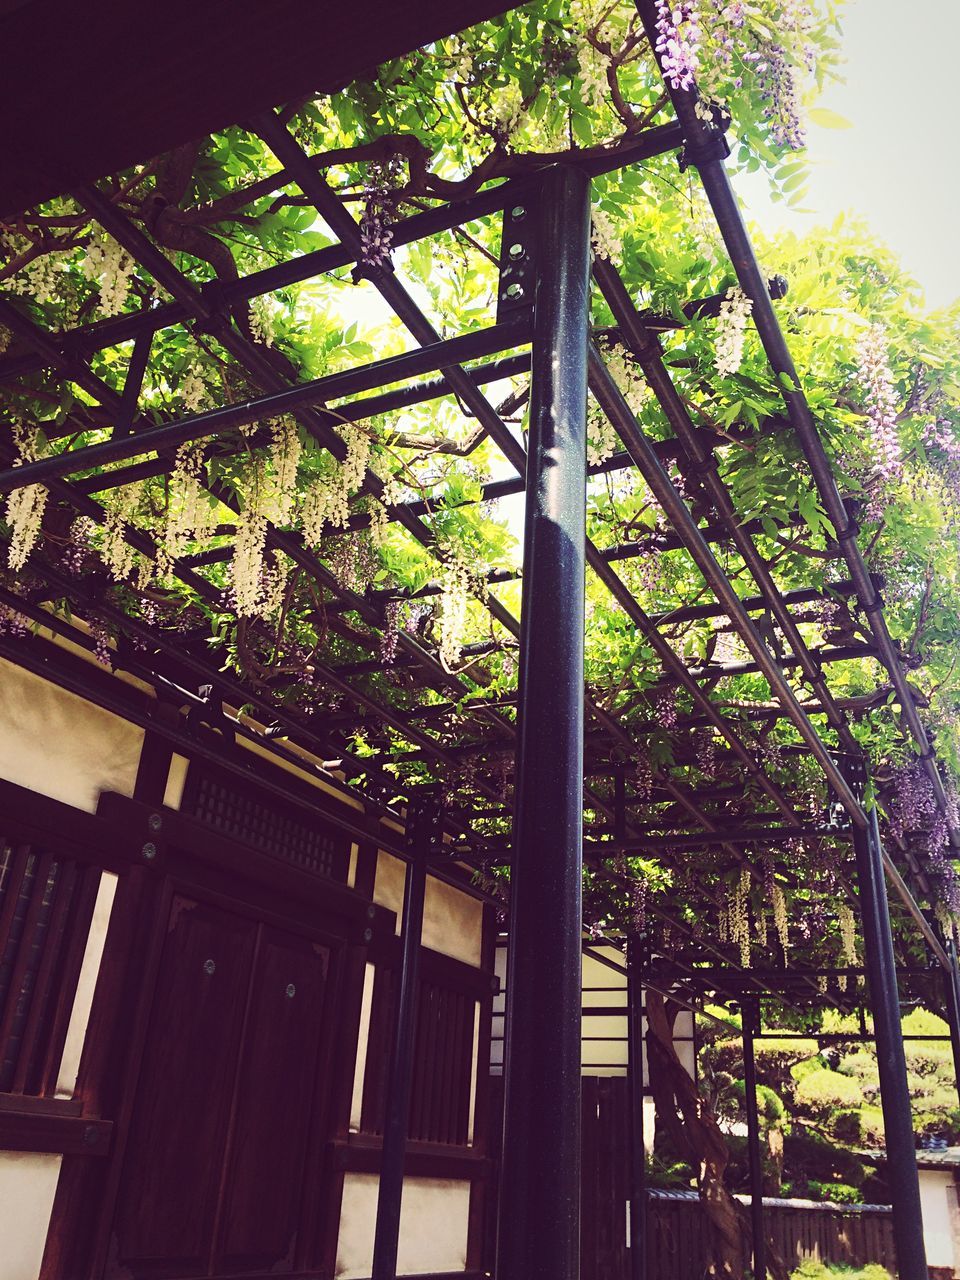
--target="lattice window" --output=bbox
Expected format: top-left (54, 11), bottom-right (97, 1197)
top-left (181, 764), bottom-right (349, 882)
top-left (361, 969), bottom-right (476, 1146)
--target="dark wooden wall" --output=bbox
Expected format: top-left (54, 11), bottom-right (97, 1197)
top-left (0, 767), bottom-right (498, 1280)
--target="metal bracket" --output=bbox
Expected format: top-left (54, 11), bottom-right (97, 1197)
top-left (496, 187), bottom-right (538, 324)
top-left (678, 117), bottom-right (731, 172)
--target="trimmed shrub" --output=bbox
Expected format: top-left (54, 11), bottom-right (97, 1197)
top-left (795, 1068), bottom-right (862, 1109)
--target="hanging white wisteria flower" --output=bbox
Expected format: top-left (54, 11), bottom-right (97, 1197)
top-left (731, 866), bottom-right (752, 967)
top-left (180, 370), bottom-right (207, 413)
top-left (301, 425), bottom-right (371, 545)
top-left (591, 207), bottom-right (620, 265)
top-left (267, 417), bottom-right (302, 526)
top-left (248, 297), bottom-right (277, 348)
top-left (259, 550), bottom-right (288, 619)
top-left (606, 345), bottom-right (650, 415)
top-left (80, 232), bottom-right (135, 318)
top-left (754, 895), bottom-right (768, 948)
top-left (99, 483), bottom-right (142, 581)
top-left (2, 232), bottom-right (64, 304)
top-left (5, 423), bottom-right (49, 571)
top-left (935, 903), bottom-right (960, 939)
top-left (5, 481), bottom-right (48, 572)
top-left (837, 902), bottom-right (857, 989)
top-left (438, 555), bottom-right (473, 670)
top-left (163, 442), bottom-right (213, 566)
top-left (715, 286), bottom-right (753, 378)
top-left (771, 883), bottom-right (789, 952)
top-left (587, 407), bottom-right (619, 467)
top-left (232, 508), bottom-right (269, 617)
top-left (492, 82), bottom-right (525, 142)
top-left (367, 497), bottom-right (390, 548)
top-left (379, 472), bottom-right (406, 508)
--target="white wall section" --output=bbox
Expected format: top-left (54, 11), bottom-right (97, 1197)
top-left (0, 658), bottom-right (142, 812)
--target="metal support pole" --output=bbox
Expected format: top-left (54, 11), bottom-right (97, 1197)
top-left (851, 772), bottom-right (928, 1280)
top-left (626, 935), bottom-right (648, 1280)
top-left (741, 996), bottom-right (766, 1280)
top-left (943, 939), bottom-right (960, 1110)
top-left (371, 798), bottom-right (440, 1280)
top-left (496, 164), bottom-right (592, 1280)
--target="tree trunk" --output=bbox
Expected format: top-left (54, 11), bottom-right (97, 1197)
top-left (645, 991), bottom-right (744, 1278)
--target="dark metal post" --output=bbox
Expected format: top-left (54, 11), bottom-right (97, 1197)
top-left (943, 938), bottom-right (960, 1109)
top-left (741, 996), bottom-right (766, 1280)
top-left (371, 798), bottom-right (440, 1280)
top-left (496, 164), bottom-right (592, 1280)
top-left (626, 935), bottom-right (648, 1280)
top-left (851, 767), bottom-right (928, 1280)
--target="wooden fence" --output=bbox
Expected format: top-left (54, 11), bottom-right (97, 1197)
top-left (491, 1075), bottom-right (898, 1280)
top-left (646, 1191), bottom-right (897, 1279)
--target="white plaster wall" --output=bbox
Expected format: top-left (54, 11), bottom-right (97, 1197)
top-left (918, 1167), bottom-right (957, 1269)
top-left (55, 871), bottom-right (118, 1098)
top-left (349, 963), bottom-right (376, 1132)
top-left (582, 947), bottom-right (628, 1075)
top-left (162, 752), bottom-right (189, 810)
top-left (335, 1173), bottom-right (470, 1278)
top-left (0, 1152), bottom-right (62, 1280)
top-left (373, 852), bottom-right (484, 966)
top-left (492, 940), bottom-right (696, 1083)
top-left (0, 657), bottom-right (142, 813)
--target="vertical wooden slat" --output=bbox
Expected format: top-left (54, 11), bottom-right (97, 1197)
top-left (306, 941), bottom-right (367, 1273)
top-left (437, 987), bottom-right (461, 1144)
top-left (466, 904), bottom-right (497, 1276)
top-left (408, 978), bottom-right (433, 1141)
top-left (0, 850), bottom-right (55, 1091)
top-left (10, 859), bottom-right (78, 1093)
top-left (0, 844), bottom-right (35, 1014)
top-left (454, 995), bottom-right (476, 1145)
top-left (581, 1076), bottom-right (599, 1280)
top-left (36, 865), bottom-right (102, 1097)
top-left (361, 965), bottom-right (394, 1134)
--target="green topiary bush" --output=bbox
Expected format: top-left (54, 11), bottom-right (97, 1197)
top-left (795, 1068), bottom-right (863, 1109)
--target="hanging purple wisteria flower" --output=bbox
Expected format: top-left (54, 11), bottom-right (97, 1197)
top-left (359, 154), bottom-right (404, 269)
top-left (654, 0), bottom-right (702, 91)
top-left (855, 323), bottom-right (903, 519)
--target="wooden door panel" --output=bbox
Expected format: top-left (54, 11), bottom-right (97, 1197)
top-left (107, 897), bottom-right (257, 1277)
top-left (215, 928), bottom-right (329, 1273)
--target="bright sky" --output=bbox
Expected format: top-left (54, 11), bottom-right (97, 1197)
top-left (736, 0), bottom-right (960, 309)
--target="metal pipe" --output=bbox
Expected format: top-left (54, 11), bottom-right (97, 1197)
top-left (944, 939), bottom-right (960, 1110)
top-left (626, 935), bottom-right (648, 1280)
top-left (74, 351), bottom-right (533, 493)
top-left (497, 165), bottom-right (591, 1280)
top-left (0, 320), bottom-right (529, 493)
top-left (371, 813), bottom-right (431, 1280)
top-left (741, 996), bottom-right (766, 1280)
top-left (851, 771), bottom-right (928, 1280)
